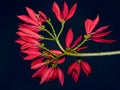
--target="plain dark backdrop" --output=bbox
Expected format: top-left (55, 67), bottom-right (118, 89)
top-left (0, 0), bottom-right (120, 90)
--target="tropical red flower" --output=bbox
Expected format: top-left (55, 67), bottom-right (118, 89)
top-left (67, 62), bottom-right (81, 83)
top-left (85, 15), bottom-right (116, 43)
top-left (32, 62), bottom-right (64, 86)
top-left (19, 24), bottom-right (41, 33)
top-left (81, 61), bottom-right (92, 76)
top-left (16, 27), bottom-right (41, 39)
top-left (21, 48), bottom-right (42, 60)
top-left (52, 1), bottom-right (77, 22)
top-left (65, 28), bottom-right (88, 51)
top-left (17, 7), bottom-right (47, 26)
top-left (50, 50), bottom-right (65, 64)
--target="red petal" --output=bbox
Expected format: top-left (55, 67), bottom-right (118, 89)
top-left (76, 46), bottom-right (88, 52)
top-left (85, 19), bottom-right (93, 34)
top-left (31, 62), bottom-right (45, 69)
top-left (66, 3), bottom-right (77, 21)
top-left (94, 25), bottom-right (109, 34)
top-left (20, 37), bottom-right (40, 45)
top-left (19, 24), bottom-right (40, 33)
top-left (38, 11), bottom-right (47, 20)
top-left (62, 1), bottom-right (68, 19)
top-left (81, 61), bottom-right (92, 76)
top-left (20, 43), bottom-right (33, 50)
top-left (67, 62), bottom-right (77, 75)
top-left (40, 67), bottom-right (52, 84)
top-left (50, 69), bottom-right (58, 81)
top-left (18, 27), bottom-right (40, 39)
top-left (58, 57), bottom-right (65, 64)
top-left (17, 15), bottom-right (38, 26)
top-left (50, 49), bottom-right (62, 55)
top-left (15, 39), bottom-right (25, 45)
top-left (32, 66), bottom-right (45, 78)
top-left (25, 7), bottom-right (38, 22)
top-left (72, 72), bottom-right (79, 83)
top-left (52, 2), bottom-right (62, 22)
top-left (89, 15), bottom-right (99, 33)
top-left (21, 49), bottom-right (41, 55)
top-left (92, 30), bottom-right (112, 38)
top-left (23, 54), bottom-right (40, 60)
top-left (65, 28), bottom-right (73, 48)
top-left (31, 58), bottom-right (44, 66)
top-left (91, 38), bottom-right (116, 43)
top-left (58, 68), bottom-right (64, 85)
top-left (46, 69), bottom-right (54, 82)
top-left (71, 35), bottom-right (82, 48)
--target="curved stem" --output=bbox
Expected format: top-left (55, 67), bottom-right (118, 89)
top-left (56, 38), bottom-right (65, 52)
top-left (43, 28), bottom-right (55, 39)
top-left (72, 35), bottom-right (89, 51)
top-left (57, 20), bottom-right (65, 38)
top-left (41, 46), bottom-right (56, 57)
top-left (46, 20), bottom-right (57, 37)
top-left (65, 50), bottom-right (120, 57)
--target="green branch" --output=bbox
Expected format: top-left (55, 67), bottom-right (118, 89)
top-left (65, 50), bottom-right (120, 57)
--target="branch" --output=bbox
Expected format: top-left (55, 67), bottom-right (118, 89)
top-left (65, 50), bottom-right (120, 57)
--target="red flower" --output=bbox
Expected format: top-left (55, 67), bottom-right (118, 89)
top-left (67, 62), bottom-right (80, 83)
top-left (50, 50), bottom-right (65, 64)
top-left (32, 63), bottom-right (64, 86)
top-left (65, 28), bottom-right (88, 51)
top-left (52, 1), bottom-right (77, 22)
top-left (17, 7), bottom-right (47, 26)
top-left (81, 61), bottom-right (92, 76)
top-left (18, 24), bottom-right (41, 33)
top-left (85, 15), bottom-right (116, 43)
top-left (21, 48), bottom-right (42, 60)
top-left (16, 27), bottom-right (41, 40)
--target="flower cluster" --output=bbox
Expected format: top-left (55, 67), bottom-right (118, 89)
top-left (16, 1), bottom-right (116, 85)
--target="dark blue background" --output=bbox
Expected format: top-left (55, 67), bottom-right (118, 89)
top-left (0, 0), bottom-right (120, 90)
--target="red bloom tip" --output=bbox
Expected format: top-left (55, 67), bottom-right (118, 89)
top-left (25, 7), bottom-right (38, 22)
top-left (65, 28), bottom-right (73, 48)
top-left (17, 15), bottom-right (38, 26)
top-left (38, 11), bottom-right (47, 21)
top-left (52, 2), bottom-right (77, 22)
top-left (63, 1), bottom-right (69, 19)
top-left (81, 61), bottom-right (92, 76)
top-left (65, 3), bottom-right (77, 21)
top-left (40, 67), bottom-right (53, 84)
top-left (58, 68), bottom-right (64, 85)
top-left (67, 62), bottom-right (80, 83)
top-left (85, 15), bottom-right (99, 34)
top-left (52, 2), bottom-right (61, 22)
top-left (71, 35), bottom-right (82, 48)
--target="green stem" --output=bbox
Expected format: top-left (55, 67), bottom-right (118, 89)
top-left (46, 20), bottom-right (57, 37)
top-left (41, 46), bottom-right (56, 57)
top-left (43, 38), bottom-right (54, 41)
top-left (57, 20), bottom-right (65, 38)
top-left (43, 28), bottom-right (55, 39)
top-left (72, 35), bottom-right (89, 51)
top-left (65, 50), bottom-right (120, 57)
top-left (56, 39), bottom-right (65, 52)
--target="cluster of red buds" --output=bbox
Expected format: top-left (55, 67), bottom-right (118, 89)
top-left (16, 1), bottom-right (116, 85)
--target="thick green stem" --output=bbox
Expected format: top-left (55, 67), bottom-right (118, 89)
top-left (65, 50), bottom-right (120, 57)
top-left (56, 38), bottom-right (65, 52)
